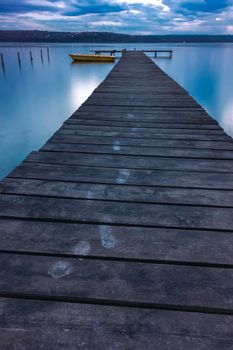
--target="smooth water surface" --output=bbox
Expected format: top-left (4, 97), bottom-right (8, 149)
top-left (0, 43), bottom-right (233, 179)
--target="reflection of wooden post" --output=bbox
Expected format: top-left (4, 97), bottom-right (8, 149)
top-left (17, 51), bottom-right (21, 70)
top-left (1, 53), bottom-right (5, 74)
top-left (155, 51), bottom-right (157, 58)
top-left (47, 47), bottom-right (50, 63)
top-left (30, 50), bottom-right (33, 66)
top-left (40, 49), bottom-right (44, 64)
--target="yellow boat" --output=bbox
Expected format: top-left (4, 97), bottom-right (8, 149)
top-left (69, 53), bottom-right (116, 62)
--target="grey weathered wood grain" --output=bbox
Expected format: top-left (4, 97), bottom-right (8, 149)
top-left (9, 162), bottom-right (233, 189)
top-left (1, 219), bottom-right (233, 265)
top-left (65, 119), bottom-right (220, 129)
top-left (90, 92), bottom-right (196, 102)
top-left (78, 105), bottom-right (203, 115)
top-left (55, 128), bottom-right (231, 141)
top-left (2, 178), bottom-right (233, 208)
top-left (42, 141), bottom-right (233, 159)
top-left (72, 109), bottom-right (210, 121)
top-left (50, 134), bottom-right (233, 150)
top-left (1, 298), bottom-right (233, 350)
top-left (1, 252), bottom-right (233, 311)
top-left (26, 150), bottom-right (233, 173)
top-left (0, 194), bottom-right (233, 230)
top-left (85, 98), bottom-right (200, 108)
top-left (61, 123), bottom-right (224, 135)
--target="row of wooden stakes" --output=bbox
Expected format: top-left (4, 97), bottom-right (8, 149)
top-left (1, 47), bottom-right (50, 75)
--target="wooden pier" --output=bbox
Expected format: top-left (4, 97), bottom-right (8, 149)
top-left (92, 49), bottom-right (173, 57)
top-left (0, 51), bottom-right (233, 348)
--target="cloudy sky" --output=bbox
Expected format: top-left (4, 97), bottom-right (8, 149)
top-left (0, 0), bottom-right (233, 34)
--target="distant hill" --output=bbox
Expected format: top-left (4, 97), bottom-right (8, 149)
top-left (0, 30), bottom-right (233, 43)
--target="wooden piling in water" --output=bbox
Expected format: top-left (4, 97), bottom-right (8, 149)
top-left (40, 49), bottom-right (44, 64)
top-left (0, 53), bottom-right (5, 75)
top-left (47, 47), bottom-right (50, 63)
top-left (17, 51), bottom-right (21, 71)
top-left (0, 51), bottom-right (233, 348)
top-left (30, 50), bottom-right (33, 66)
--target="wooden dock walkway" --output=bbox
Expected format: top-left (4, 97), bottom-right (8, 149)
top-left (0, 51), bottom-right (233, 349)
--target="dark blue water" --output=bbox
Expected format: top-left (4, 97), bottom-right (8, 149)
top-left (1, 43), bottom-right (233, 179)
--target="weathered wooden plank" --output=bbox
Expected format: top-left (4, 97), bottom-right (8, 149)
top-left (97, 85), bottom-right (184, 91)
top-left (43, 141), bottom-right (233, 158)
top-left (76, 105), bottom-right (206, 113)
top-left (1, 253), bottom-right (233, 311)
top-left (1, 219), bottom-right (233, 265)
top-left (99, 77), bottom-right (181, 82)
top-left (0, 194), bottom-right (233, 230)
top-left (91, 93), bottom-right (196, 102)
top-left (65, 119), bottom-right (220, 129)
top-left (9, 162), bottom-right (233, 190)
top-left (92, 91), bottom-right (195, 99)
top-left (104, 76), bottom-right (192, 80)
top-left (72, 115), bottom-right (213, 125)
top-left (96, 87), bottom-right (185, 93)
top-left (73, 106), bottom-right (208, 117)
top-left (105, 78), bottom-right (179, 82)
top-left (61, 124), bottom-right (224, 135)
top-left (70, 119), bottom-right (218, 128)
top-left (71, 114), bottom-right (217, 124)
top-left (96, 87), bottom-right (187, 94)
top-left (2, 177), bottom-right (233, 208)
top-left (1, 298), bottom-right (233, 350)
top-left (98, 78), bottom-right (184, 84)
top-left (73, 107), bottom-right (209, 115)
top-left (50, 134), bottom-right (233, 150)
top-left (78, 105), bottom-right (203, 114)
top-left (56, 128), bottom-right (230, 141)
top-left (85, 98), bottom-right (200, 108)
top-left (25, 151), bottom-right (233, 173)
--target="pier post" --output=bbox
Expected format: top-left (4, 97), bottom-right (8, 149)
top-left (47, 47), bottom-right (50, 63)
top-left (1, 53), bottom-right (5, 76)
top-left (40, 49), bottom-right (44, 64)
top-left (17, 51), bottom-right (21, 71)
top-left (30, 51), bottom-right (33, 66)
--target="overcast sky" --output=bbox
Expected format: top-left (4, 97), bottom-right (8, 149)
top-left (0, 0), bottom-right (233, 34)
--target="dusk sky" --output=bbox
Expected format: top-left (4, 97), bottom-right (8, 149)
top-left (0, 0), bottom-right (233, 34)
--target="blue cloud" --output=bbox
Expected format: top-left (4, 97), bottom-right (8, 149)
top-left (178, 0), bottom-right (231, 13)
top-left (64, 1), bottom-right (124, 16)
top-left (0, 0), bottom-right (233, 34)
top-left (0, 0), bottom-right (57, 13)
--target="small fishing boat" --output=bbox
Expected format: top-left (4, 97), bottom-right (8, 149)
top-left (69, 53), bottom-right (116, 62)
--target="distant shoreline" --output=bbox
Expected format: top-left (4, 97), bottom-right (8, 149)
top-left (1, 30), bottom-right (233, 43)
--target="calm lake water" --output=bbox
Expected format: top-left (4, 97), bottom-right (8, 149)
top-left (0, 43), bottom-right (233, 179)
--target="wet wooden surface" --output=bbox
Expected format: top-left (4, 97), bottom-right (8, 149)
top-left (0, 51), bottom-right (233, 349)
